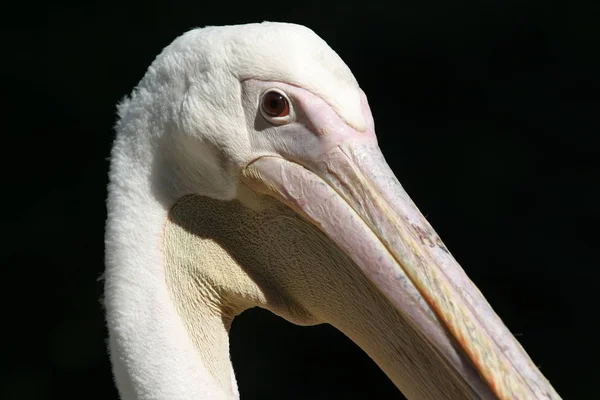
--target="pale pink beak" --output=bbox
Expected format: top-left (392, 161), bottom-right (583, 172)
top-left (242, 84), bottom-right (560, 400)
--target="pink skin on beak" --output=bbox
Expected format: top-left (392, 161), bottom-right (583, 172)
top-left (242, 82), bottom-right (560, 400)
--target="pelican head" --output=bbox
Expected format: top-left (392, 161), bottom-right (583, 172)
top-left (105, 22), bottom-right (560, 400)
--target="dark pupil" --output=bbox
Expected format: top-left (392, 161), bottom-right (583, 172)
top-left (264, 93), bottom-right (284, 115)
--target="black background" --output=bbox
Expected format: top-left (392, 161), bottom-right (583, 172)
top-left (4, 1), bottom-right (599, 399)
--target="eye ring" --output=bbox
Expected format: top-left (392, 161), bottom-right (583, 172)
top-left (260, 89), bottom-right (294, 125)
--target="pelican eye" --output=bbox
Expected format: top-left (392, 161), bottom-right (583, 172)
top-left (261, 90), bottom-right (290, 118)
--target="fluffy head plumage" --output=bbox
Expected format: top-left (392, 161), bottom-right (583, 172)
top-left (114, 21), bottom-right (365, 201)
top-left (167, 22), bottom-right (364, 131)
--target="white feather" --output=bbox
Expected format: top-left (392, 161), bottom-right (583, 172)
top-left (105, 21), bottom-right (363, 400)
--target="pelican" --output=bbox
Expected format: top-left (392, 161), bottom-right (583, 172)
top-left (104, 22), bottom-right (561, 400)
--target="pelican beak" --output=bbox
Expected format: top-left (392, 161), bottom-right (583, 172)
top-left (241, 138), bottom-right (559, 399)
